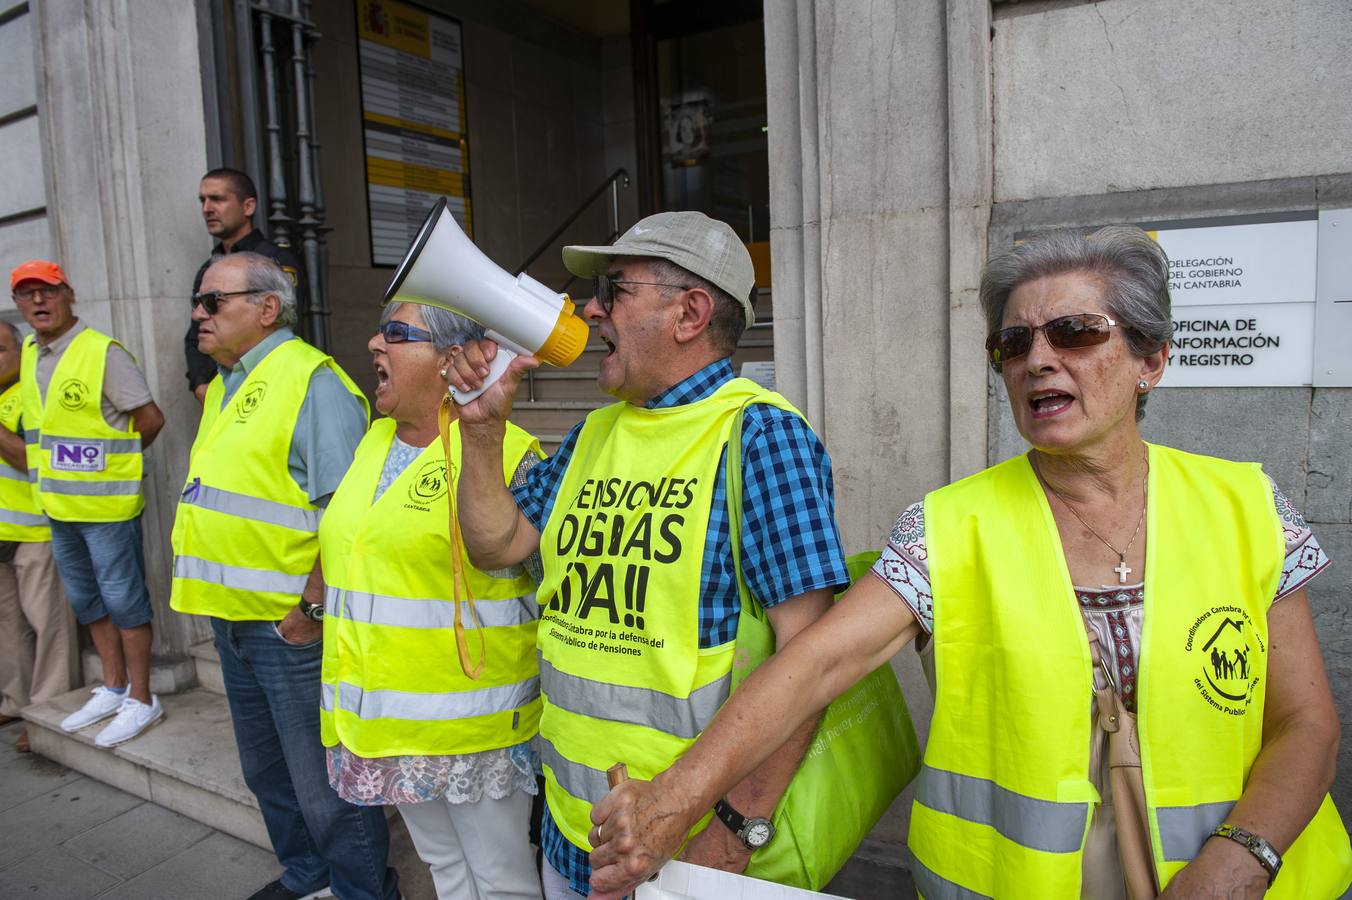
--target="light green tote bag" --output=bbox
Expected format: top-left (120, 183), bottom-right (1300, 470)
top-left (724, 402), bottom-right (921, 891)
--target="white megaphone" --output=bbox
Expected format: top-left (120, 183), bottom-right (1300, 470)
top-left (383, 196), bottom-right (590, 403)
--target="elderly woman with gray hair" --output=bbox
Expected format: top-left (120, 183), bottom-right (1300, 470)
top-left (585, 227), bottom-right (1351, 899)
top-left (318, 300), bottom-right (546, 899)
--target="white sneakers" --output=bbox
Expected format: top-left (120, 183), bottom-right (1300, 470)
top-left (59, 686), bottom-right (164, 747)
top-left (60, 685), bottom-right (127, 732)
top-left (94, 696), bottom-right (164, 748)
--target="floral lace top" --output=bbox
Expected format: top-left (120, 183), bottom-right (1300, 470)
top-left (872, 475), bottom-right (1329, 713)
top-left (326, 434), bottom-right (542, 806)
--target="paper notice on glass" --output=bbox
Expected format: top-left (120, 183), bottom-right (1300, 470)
top-left (635, 861), bottom-right (848, 900)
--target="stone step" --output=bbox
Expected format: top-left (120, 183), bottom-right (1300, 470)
top-left (23, 686), bottom-right (270, 850)
top-left (187, 639), bottom-right (225, 695)
top-left (81, 647), bottom-right (198, 695)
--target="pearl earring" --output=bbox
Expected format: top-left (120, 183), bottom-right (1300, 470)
top-left (1138, 380), bottom-right (1149, 391)
top-left (439, 369), bottom-right (448, 379)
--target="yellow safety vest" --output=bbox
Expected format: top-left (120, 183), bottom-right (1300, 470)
top-left (318, 416), bottom-right (544, 757)
top-left (0, 381), bottom-right (49, 541)
top-left (170, 338), bottom-right (368, 620)
top-left (537, 377), bottom-right (799, 851)
top-left (19, 329), bottom-right (144, 522)
top-left (916, 443), bottom-right (1352, 898)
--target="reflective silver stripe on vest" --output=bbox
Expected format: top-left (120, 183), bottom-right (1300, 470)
top-left (911, 856), bottom-right (991, 900)
top-left (0, 508), bottom-right (47, 527)
top-left (182, 484), bottom-right (318, 532)
top-left (173, 555), bottom-right (309, 596)
top-left (539, 656), bottom-right (729, 741)
top-left (916, 765), bottom-right (1089, 854)
top-left (23, 430), bottom-right (38, 444)
top-left (40, 434), bottom-right (142, 453)
top-left (324, 586), bottom-right (538, 630)
top-left (321, 676), bottom-right (539, 721)
top-left (0, 464), bottom-right (30, 482)
top-left (1156, 801), bottom-right (1234, 861)
top-left (539, 734), bottom-right (609, 805)
top-left (39, 478), bottom-right (141, 496)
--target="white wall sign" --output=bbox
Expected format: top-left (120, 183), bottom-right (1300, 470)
top-left (1149, 215), bottom-right (1317, 388)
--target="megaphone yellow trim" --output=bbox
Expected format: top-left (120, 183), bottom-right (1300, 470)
top-left (536, 301), bottom-right (589, 367)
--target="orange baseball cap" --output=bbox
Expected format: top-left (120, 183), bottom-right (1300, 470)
top-left (10, 260), bottom-right (69, 290)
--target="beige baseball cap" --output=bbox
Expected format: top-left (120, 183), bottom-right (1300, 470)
top-left (562, 211), bottom-right (756, 326)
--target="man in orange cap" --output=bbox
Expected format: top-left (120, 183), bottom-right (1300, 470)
top-left (8, 261), bottom-right (166, 749)
top-left (0, 316), bottom-right (77, 753)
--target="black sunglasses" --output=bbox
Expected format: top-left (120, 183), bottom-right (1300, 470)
top-left (190, 288), bottom-right (261, 315)
top-left (591, 274), bottom-right (690, 314)
top-left (985, 313), bottom-right (1118, 372)
top-left (378, 320), bottom-right (434, 344)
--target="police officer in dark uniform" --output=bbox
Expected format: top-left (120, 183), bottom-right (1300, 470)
top-left (186, 168), bottom-right (304, 401)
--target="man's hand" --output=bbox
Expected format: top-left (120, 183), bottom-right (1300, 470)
top-left (193, 383), bottom-right (209, 405)
top-left (678, 821), bottom-right (752, 874)
top-left (444, 339), bottom-right (539, 430)
top-left (589, 775), bottom-right (693, 899)
top-left (276, 605), bottom-right (322, 646)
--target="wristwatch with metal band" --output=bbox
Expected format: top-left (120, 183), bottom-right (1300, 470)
top-left (713, 798), bottom-right (775, 851)
top-left (1211, 823), bottom-right (1281, 885)
top-left (298, 598), bottom-right (324, 622)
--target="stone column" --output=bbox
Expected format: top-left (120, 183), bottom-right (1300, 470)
top-left (30, 0), bottom-right (213, 667)
top-left (764, 0), bottom-right (995, 866)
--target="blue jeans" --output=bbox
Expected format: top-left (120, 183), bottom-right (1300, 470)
top-left (211, 618), bottom-right (399, 900)
top-left (48, 517), bottom-right (152, 628)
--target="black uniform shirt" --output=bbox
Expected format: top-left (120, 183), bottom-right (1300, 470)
top-left (185, 229), bottom-right (304, 391)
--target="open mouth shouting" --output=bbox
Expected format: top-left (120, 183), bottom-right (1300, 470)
top-left (373, 360), bottom-right (391, 393)
top-left (1028, 389), bottom-right (1075, 418)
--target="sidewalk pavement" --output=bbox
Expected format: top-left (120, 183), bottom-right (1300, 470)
top-left (0, 718), bottom-right (283, 898)
top-left (0, 718), bottom-right (438, 899)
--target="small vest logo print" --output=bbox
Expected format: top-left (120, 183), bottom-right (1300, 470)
top-left (58, 379), bottom-right (89, 411)
top-left (50, 440), bottom-right (105, 473)
top-left (1185, 606), bottom-right (1265, 715)
top-left (237, 383), bottom-right (267, 420)
top-left (409, 460), bottom-right (449, 503)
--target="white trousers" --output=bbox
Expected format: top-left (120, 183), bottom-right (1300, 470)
top-left (397, 789), bottom-right (542, 900)
top-left (541, 860), bottom-right (588, 900)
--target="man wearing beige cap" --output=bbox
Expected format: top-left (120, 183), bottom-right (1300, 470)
top-left (449, 211), bottom-right (850, 897)
top-left (8, 260), bottom-right (165, 749)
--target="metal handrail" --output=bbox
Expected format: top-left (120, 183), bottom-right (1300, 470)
top-left (518, 168), bottom-right (630, 401)
top-left (516, 168), bottom-right (630, 275)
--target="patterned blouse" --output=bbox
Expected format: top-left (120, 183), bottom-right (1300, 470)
top-left (326, 434), bottom-right (542, 807)
top-left (871, 476), bottom-right (1330, 713)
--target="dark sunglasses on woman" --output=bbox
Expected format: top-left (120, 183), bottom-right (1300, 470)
top-left (378, 320), bottom-right (434, 344)
top-left (985, 313), bottom-right (1118, 372)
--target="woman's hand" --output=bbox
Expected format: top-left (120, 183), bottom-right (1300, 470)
top-left (588, 775), bottom-right (691, 899)
top-left (1159, 836), bottom-right (1268, 899)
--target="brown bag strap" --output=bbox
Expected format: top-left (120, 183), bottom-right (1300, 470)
top-left (1086, 628), bottom-right (1124, 734)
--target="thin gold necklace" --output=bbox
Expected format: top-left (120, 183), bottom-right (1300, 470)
top-left (1035, 451), bottom-right (1148, 585)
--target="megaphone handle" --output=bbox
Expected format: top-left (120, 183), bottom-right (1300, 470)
top-left (450, 345), bottom-right (518, 405)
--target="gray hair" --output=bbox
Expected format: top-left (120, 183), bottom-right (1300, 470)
top-left (644, 258), bottom-right (747, 354)
top-left (979, 225), bottom-right (1174, 420)
top-left (229, 252), bottom-right (298, 327)
top-left (381, 301), bottom-right (484, 352)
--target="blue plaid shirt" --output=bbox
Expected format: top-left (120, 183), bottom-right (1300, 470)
top-left (512, 358), bottom-right (850, 895)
